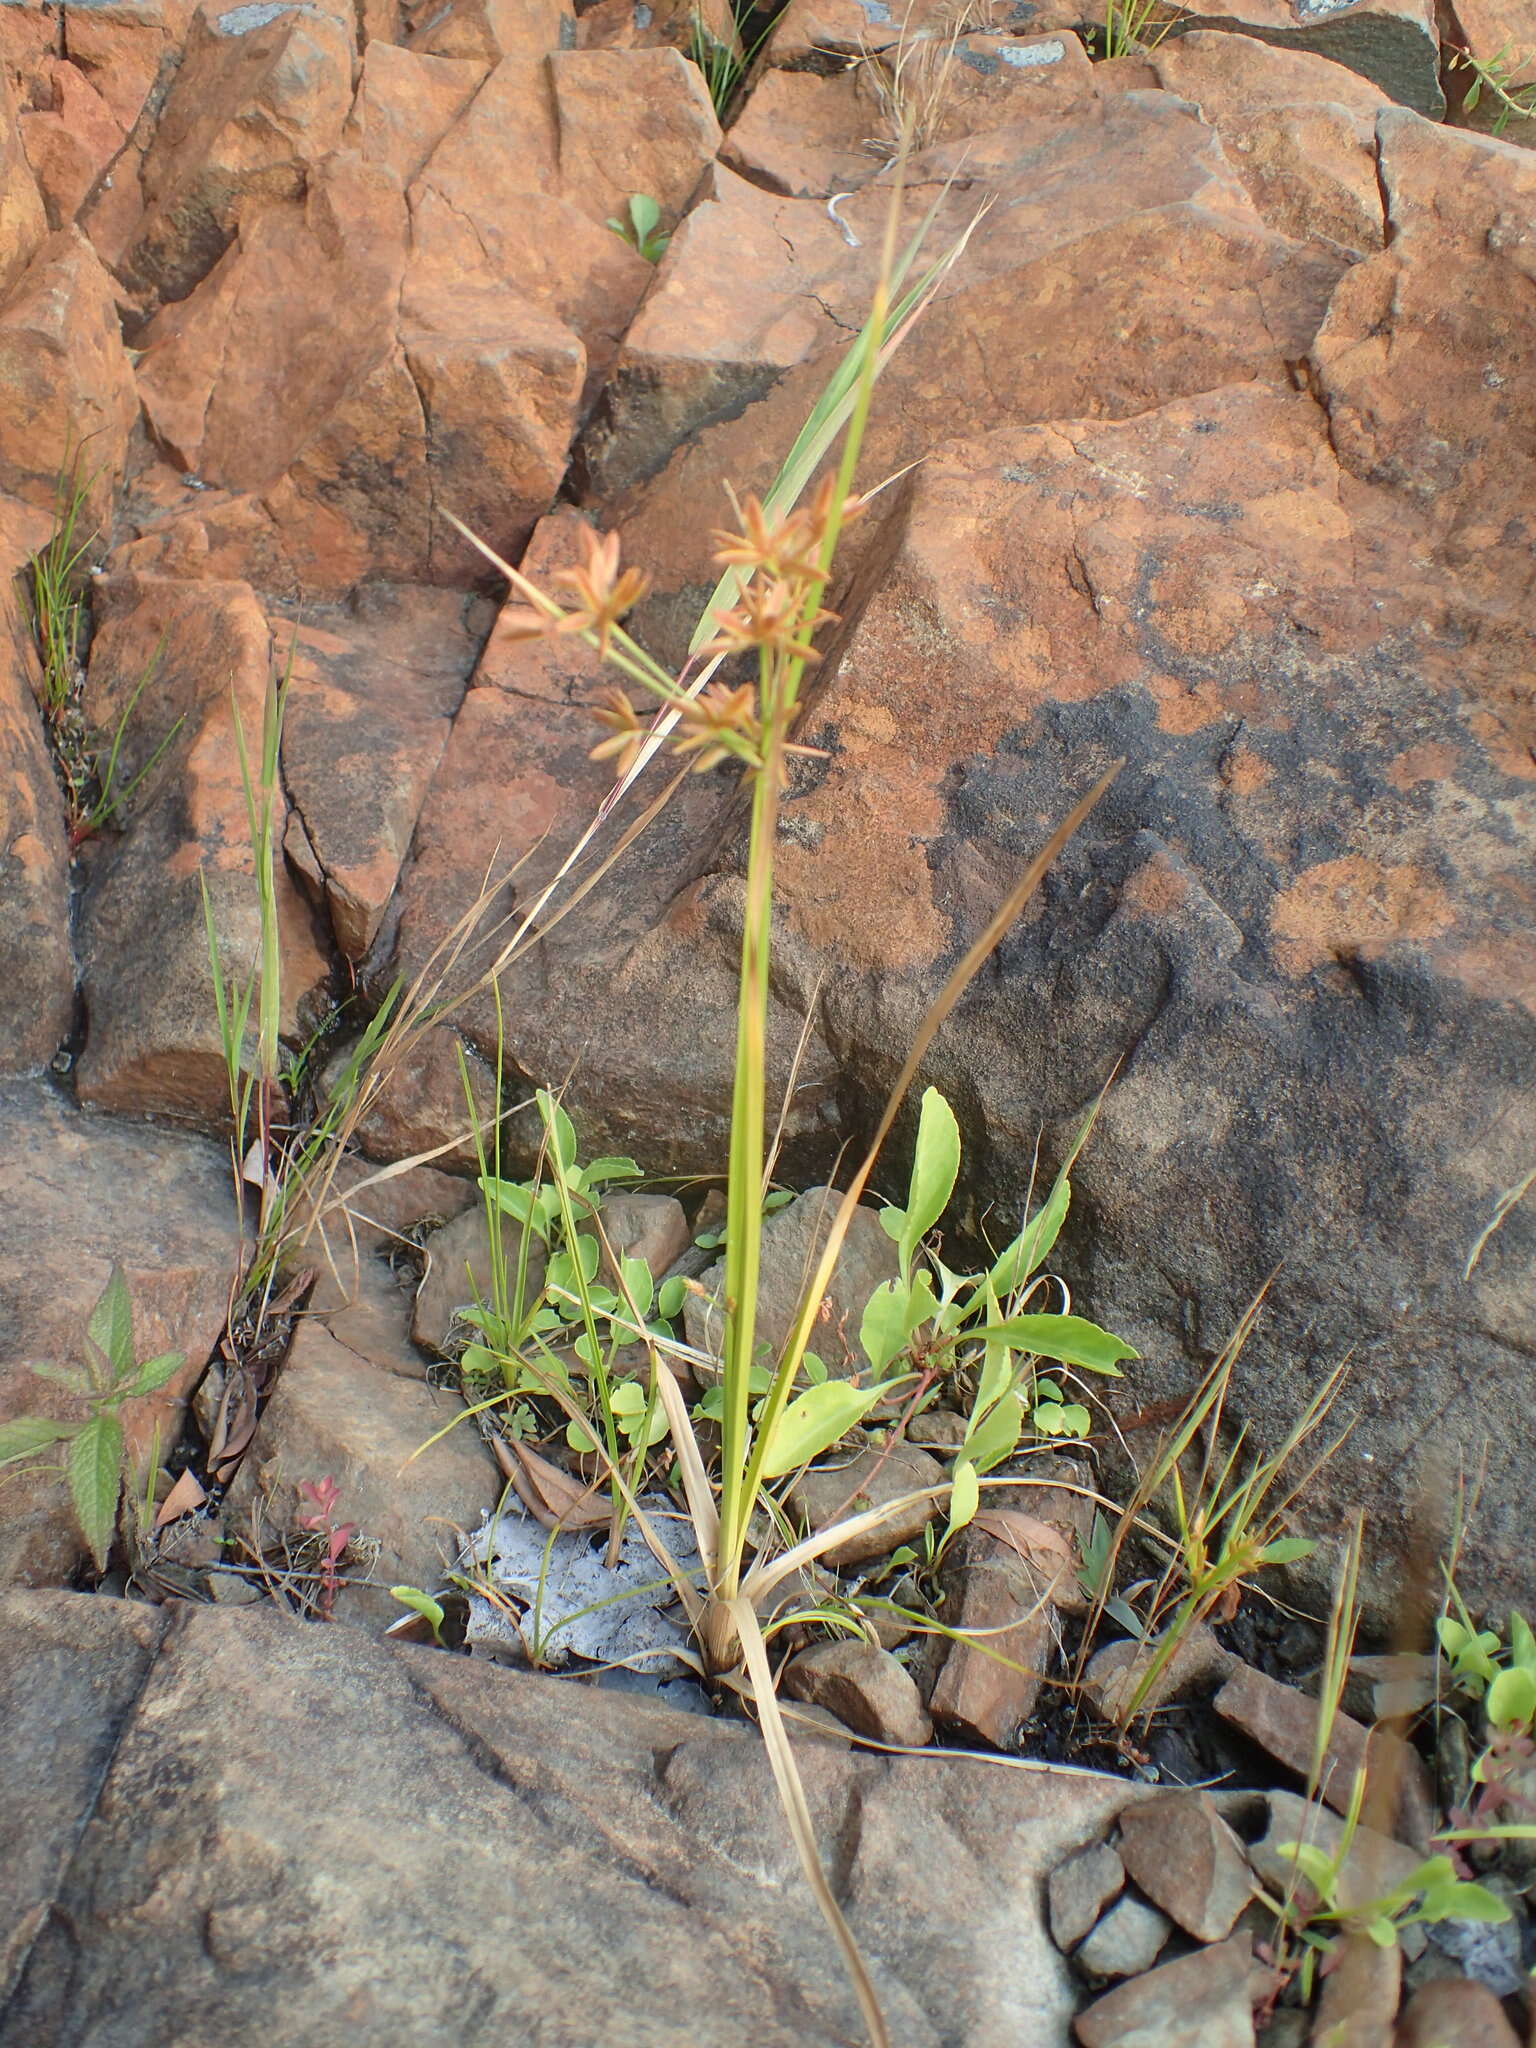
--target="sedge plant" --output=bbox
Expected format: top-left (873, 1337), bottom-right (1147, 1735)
top-left (442, 159), bottom-right (1120, 2039)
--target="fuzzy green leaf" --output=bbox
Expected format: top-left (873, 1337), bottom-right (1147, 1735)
top-left (87, 1265), bottom-right (136, 1380)
top-left (67, 1411), bottom-right (123, 1572)
top-left (28, 1359), bottom-right (93, 1395)
top-left (0, 1415), bottom-right (81, 1466)
top-left (757, 1380), bottom-right (884, 1479)
top-left (124, 1351), bottom-right (186, 1399)
top-left (973, 1314), bottom-right (1137, 1374)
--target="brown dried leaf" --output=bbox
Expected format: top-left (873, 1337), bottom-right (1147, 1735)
top-left (973, 1509), bottom-right (1075, 1574)
top-left (153, 1466), bottom-right (207, 1529)
top-left (506, 1440), bottom-right (609, 1532)
top-left (206, 1364), bottom-right (259, 1485)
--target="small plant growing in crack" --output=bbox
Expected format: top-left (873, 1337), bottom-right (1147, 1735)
top-left (606, 193), bottom-right (671, 264)
top-left (0, 1264), bottom-right (185, 1573)
top-left (28, 439), bottom-right (183, 844)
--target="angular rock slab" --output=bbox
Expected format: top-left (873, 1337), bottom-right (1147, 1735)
top-left (0, 1084), bottom-right (236, 1586)
top-left (0, 1593), bottom-right (1134, 2045)
top-left (493, 365), bottom-right (1536, 1614)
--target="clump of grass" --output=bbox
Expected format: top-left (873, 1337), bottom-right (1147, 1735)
top-left (27, 440), bottom-right (183, 844)
top-left (1101, 0), bottom-right (1180, 60)
top-left (1079, 1300), bottom-right (1349, 1728)
top-left (861, 1), bottom-right (995, 159)
top-left (688, 3), bottom-right (771, 120)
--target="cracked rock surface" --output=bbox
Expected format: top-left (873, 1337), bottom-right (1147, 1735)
top-left (0, 1588), bottom-right (1132, 2045)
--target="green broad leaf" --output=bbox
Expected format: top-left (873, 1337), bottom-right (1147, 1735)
top-left (803, 1352), bottom-right (828, 1383)
top-left (629, 192), bottom-right (661, 238)
top-left (694, 1226), bottom-right (726, 1249)
top-left (1510, 1610), bottom-right (1536, 1671)
top-left (1436, 1617), bottom-right (1470, 1657)
top-left (483, 1177), bottom-right (545, 1235)
top-left (1259, 1536), bottom-right (1316, 1565)
top-left (390, 1586), bottom-right (446, 1644)
top-left (860, 1279), bottom-right (915, 1376)
top-left (0, 1415), bottom-right (82, 1466)
top-left (1034, 1377), bottom-right (1062, 1401)
top-left (655, 1275), bottom-right (687, 1321)
top-left (963, 1387), bottom-right (1024, 1474)
top-left (1486, 1665), bottom-right (1536, 1730)
top-left (1278, 1841), bottom-right (1338, 1898)
top-left (758, 1380), bottom-right (885, 1479)
top-left (619, 1256), bottom-right (654, 1320)
top-left (1364, 1918), bottom-right (1398, 1948)
top-left (124, 1351), bottom-right (186, 1399)
top-left (763, 1189), bottom-right (796, 1213)
top-left (971, 1337), bottom-right (1015, 1425)
top-left (87, 1265), bottom-right (136, 1380)
top-left (1464, 76), bottom-right (1483, 109)
top-left (878, 1206), bottom-right (906, 1243)
top-left (566, 1416), bottom-right (599, 1454)
top-left (901, 1088), bottom-right (961, 1268)
top-left (973, 1314), bottom-right (1137, 1374)
top-left (572, 1330), bottom-right (602, 1374)
top-left (28, 1359), bottom-right (93, 1394)
top-left (693, 1386), bottom-right (725, 1423)
top-left (67, 1411), bottom-right (124, 1572)
top-left (989, 1168), bottom-right (1072, 1297)
top-left (1034, 1400), bottom-right (1091, 1439)
top-left (584, 1157), bottom-right (642, 1186)
top-left (1439, 1881), bottom-right (1511, 1923)
top-left (948, 1457), bottom-right (979, 1534)
top-left (536, 1091), bottom-right (578, 1175)
top-left (610, 1382), bottom-right (646, 1414)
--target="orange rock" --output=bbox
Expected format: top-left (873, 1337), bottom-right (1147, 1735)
top-left (74, 574), bottom-right (332, 1123)
top-left (404, 0), bottom-right (573, 63)
top-left (0, 226), bottom-right (137, 529)
top-left (0, 68), bottom-right (48, 302)
top-left (136, 152), bottom-right (408, 491)
top-left (0, 500), bottom-right (72, 1075)
top-left (115, 3), bottom-right (355, 314)
top-left (16, 56), bottom-right (126, 227)
top-left (341, 41), bottom-right (486, 187)
top-left (1173, 0), bottom-right (1442, 115)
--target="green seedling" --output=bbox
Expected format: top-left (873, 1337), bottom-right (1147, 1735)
top-left (606, 193), bottom-right (670, 263)
top-left (0, 1265), bottom-right (184, 1572)
top-left (390, 1584), bottom-right (448, 1646)
top-left (1436, 1593), bottom-right (1536, 1831)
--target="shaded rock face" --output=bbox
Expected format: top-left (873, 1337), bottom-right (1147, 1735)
top-left (0, 0), bottom-right (1530, 1615)
top-left (0, 1589), bottom-right (1132, 2043)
